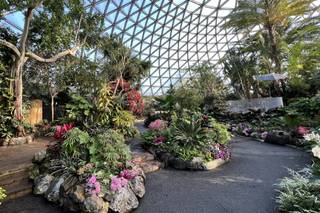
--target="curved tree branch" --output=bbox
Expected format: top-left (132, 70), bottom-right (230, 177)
top-left (0, 39), bottom-right (20, 56)
top-left (25, 45), bottom-right (80, 63)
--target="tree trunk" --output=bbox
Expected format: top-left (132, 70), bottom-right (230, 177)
top-left (13, 57), bottom-right (25, 120)
top-left (51, 94), bottom-right (55, 122)
top-left (266, 22), bottom-right (281, 73)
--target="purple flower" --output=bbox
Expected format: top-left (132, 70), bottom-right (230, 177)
top-left (110, 176), bottom-right (128, 192)
top-left (86, 175), bottom-right (101, 196)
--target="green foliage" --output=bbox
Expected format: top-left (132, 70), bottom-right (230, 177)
top-left (171, 63), bottom-right (228, 113)
top-left (112, 110), bottom-right (138, 138)
top-left (96, 85), bottom-right (116, 125)
top-left (89, 130), bottom-right (131, 181)
top-left (100, 35), bottom-right (151, 83)
top-left (62, 128), bottom-right (90, 158)
top-left (173, 112), bottom-right (206, 147)
top-left (143, 111), bottom-right (231, 161)
top-left (276, 169), bottom-right (320, 213)
top-left (57, 128), bottom-right (132, 184)
top-left (0, 63), bottom-right (14, 138)
top-left (221, 47), bottom-right (259, 99)
top-left (208, 120), bottom-right (231, 145)
top-left (65, 93), bottom-right (94, 124)
top-left (282, 96), bottom-right (320, 127)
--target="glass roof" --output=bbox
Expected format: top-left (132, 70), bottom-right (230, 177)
top-left (2, 0), bottom-right (318, 96)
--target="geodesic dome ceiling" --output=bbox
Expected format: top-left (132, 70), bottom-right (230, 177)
top-left (1, 0), bottom-right (242, 95)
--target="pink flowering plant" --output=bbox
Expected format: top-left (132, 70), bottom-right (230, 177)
top-left (110, 168), bottom-right (140, 192)
top-left (85, 175), bottom-right (101, 196)
top-left (148, 119), bottom-right (167, 130)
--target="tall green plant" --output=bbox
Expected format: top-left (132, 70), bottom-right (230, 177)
top-left (224, 0), bottom-right (314, 73)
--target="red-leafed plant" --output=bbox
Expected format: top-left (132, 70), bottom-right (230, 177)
top-left (54, 123), bottom-right (74, 139)
top-left (109, 78), bottom-right (144, 115)
top-left (126, 89), bottom-right (144, 115)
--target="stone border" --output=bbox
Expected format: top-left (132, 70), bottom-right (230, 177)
top-left (153, 150), bottom-right (229, 171)
top-left (0, 135), bottom-right (34, 146)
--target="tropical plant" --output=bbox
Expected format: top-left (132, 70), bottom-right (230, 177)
top-left (221, 47), bottom-right (259, 99)
top-left (224, 0), bottom-right (314, 73)
top-left (142, 111), bottom-right (231, 162)
top-left (112, 110), bottom-right (138, 138)
top-left (62, 128), bottom-right (91, 158)
top-left (100, 35), bottom-right (151, 86)
top-left (96, 84), bottom-right (116, 125)
top-left (65, 93), bottom-right (94, 125)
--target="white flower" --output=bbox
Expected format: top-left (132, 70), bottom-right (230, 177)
top-left (312, 146), bottom-right (320, 159)
top-left (304, 132), bottom-right (320, 143)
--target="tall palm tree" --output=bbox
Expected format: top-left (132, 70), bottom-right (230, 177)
top-left (224, 0), bottom-right (315, 73)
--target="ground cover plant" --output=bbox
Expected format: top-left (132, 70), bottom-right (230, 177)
top-left (276, 129), bottom-right (320, 212)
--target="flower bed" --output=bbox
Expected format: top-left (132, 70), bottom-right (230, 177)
top-left (30, 127), bottom-right (146, 213)
top-left (229, 122), bottom-right (313, 147)
top-left (142, 111), bottom-right (231, 171)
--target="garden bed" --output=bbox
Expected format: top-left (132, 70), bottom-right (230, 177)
top-left (142, 110), bottom-right (232, 171)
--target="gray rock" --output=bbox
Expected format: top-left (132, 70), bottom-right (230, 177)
top-left (33, 174), bottom-right (54, 195)
top-left (33, 150), bottom-right (47, 163)
top-left (69, 185), bottom-right (85, 203)
top-left (188, 157), bottom-right (206, 170)
top-left (81, 196), bottom-right (109, 213)
top-left (109, 185), bottom-right (139, 213)
top-left (169, 157), bottom-right (187, 170)
top-left (130, 176), bottom-right (145, 198)
top-left (45, 177), bottom-right (64, 203)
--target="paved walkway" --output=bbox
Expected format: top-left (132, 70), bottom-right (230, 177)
top-left (1, 137), bottom-right (311, 213)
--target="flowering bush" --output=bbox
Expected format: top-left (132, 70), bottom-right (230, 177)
top-left (85, 175), bottom-right (101, 196)
top-left (148, 119), bottom-right (167, 130)
top-left (54, 123), bottom-right (74, 139)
